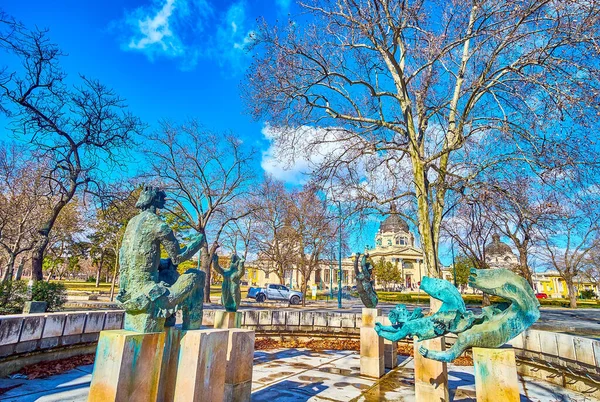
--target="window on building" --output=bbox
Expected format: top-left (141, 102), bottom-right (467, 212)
top-left (387, 239), bottom-right (392, 246)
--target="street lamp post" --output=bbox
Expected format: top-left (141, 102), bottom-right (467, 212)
top-left (451, 239), bottom-right (457, 287)
top-left (337, 201), bottom-right (342, 309)
top-left (329, 249), bottom-right (334, 299)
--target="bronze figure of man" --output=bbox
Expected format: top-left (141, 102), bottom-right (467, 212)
top-left (117, 186), bottom-right (206, 333)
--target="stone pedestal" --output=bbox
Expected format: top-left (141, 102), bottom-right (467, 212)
top-left (414, 299), bottom-right (449, 402)
top-left (214, 311), bottom-right (242, 329)
top-left (224, 329), bottom-right (255, 402)
top-left (23, 301), bottom-right (47, 314)
top-left (473, 347), bottom-right (520, 402)
top-left (88, 330), bottom-right (166, 402)
top-left (172, 328), bottom-right (229, 402)
top-left (158, 327), bottom-right (183, 402)
top-left (360, 308), bottom-right (384, 378)
top-left (376, 316), bottom-right (398, 369)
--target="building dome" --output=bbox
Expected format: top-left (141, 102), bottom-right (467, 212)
top-left (485, 234), bottom-right (513, 255)
top-left (379, 204), bottom-right (410, 233)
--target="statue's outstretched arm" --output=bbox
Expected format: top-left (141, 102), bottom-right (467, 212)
top-left (375, 323), bottom-right (410, 342)
top-left (212, 252), bottom-right (226, 276)
top-left (418, 338), bottom-right (468, 363)
top-left (160, 227), bottom-right (205, 265)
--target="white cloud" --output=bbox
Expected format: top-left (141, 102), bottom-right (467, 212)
top-left (215, 1), bottom-right (254, 69)
top-left (275, 0), bottom-right (291, 12)
top-left (127, 0), bottom-right (182, 56)
top-left (118, 0), bottom-right (252, 72)
top-left (260, 124), bottom-right (331, 184)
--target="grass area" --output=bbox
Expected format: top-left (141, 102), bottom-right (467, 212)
top-left (376, 291), bottom-right (600, 308)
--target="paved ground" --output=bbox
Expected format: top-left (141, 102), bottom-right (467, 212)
top-left (0, 349), bottom-right (596, 402)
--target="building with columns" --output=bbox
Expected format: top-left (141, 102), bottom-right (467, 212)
top-left (246, 206), bottom-right (427, 290)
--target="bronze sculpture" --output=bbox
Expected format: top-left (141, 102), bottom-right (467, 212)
top-left (117, 186), bottom-right (206, 333)
top-left (354, 253), bottom-right (378, 308)
top-left (375, 269), bottom-right (540, 362)
top-left (212, 250), bottom-right (245, 312)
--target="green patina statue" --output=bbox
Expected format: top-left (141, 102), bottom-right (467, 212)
top-left (117, 186), bottom-right (206, 333)
top-left (354, 253), bottom-right (378, 308)
top-left (212, 250), bottom-right (245, 312)
top-left (419, 268), bottom-right (540, 362)
top-left (375, 268), bottom-right (540, 363)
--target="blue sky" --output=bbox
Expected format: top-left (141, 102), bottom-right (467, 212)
top-left (1, 0), bottom-right (474, 263)
top-left (0, 0), bottom-right (387, 254)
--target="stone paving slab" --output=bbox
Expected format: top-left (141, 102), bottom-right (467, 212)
top-left (0, 349), bottom-right (598, 402)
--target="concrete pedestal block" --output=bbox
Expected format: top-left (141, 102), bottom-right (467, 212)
top-left (384, 340), bottom-right (398, 369)
top-left (360, 308), bottom-right (384, 378)
top-left (23, 301), bottom-right (47, 314)
top-left (473, 347), bottom-right (519, 402)
top-left (414, 299), bottom-right (449, 401)
top-left (214, 311), bottom-right (242, 329)
top-left (414, 337), bottom-right (449, 401)
top-left (88, 329), bottom-right (166, 402)
top-left (173, 328), bottom-right (229, 402)
top-left (224, 329), bottom-right (255, 402)
top-left (376, 316), bottom-right (398, 369)
top-left (158, 327), bottom-right (183, 402)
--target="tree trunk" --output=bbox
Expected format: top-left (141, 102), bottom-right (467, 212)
top-left (31, 237), bottom-right (49, 281)
top-left (95, 250), bottom-right (105, 287)
top-left (301, 276), bottom-right (308, 307)
top-left (517, 248), bottom-right (534, 287)
top-left (109, 260), bottom-right (118, 302)
top-left (14, 259), bottom-right (25, 280)
top-left (565, 277), bottom-right (578, 309)
top-left (482, 293), bottom-right (491, 307)
top-left (200, 242), bottom-right (210, 302)
top-left (1, 255), bottom-right (16, 282)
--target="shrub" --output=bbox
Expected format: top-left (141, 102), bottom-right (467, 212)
top-left (0, 280), bottom-right (28, 315)
top-left (31, 281), bottom-right (67, 312)
top-left (85, 276), bottom-right (96, 283)
top-left (580, 289), bottom-right (596, 300)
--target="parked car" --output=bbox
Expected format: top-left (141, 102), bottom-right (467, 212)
top-left (535, 293), bottom-right (548, 299)
top-left (247, 284), bottom-right (303, 305)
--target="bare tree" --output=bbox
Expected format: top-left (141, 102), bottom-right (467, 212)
top-left (442, 193), bottom-right (494, 272)
top-left (581, 249), bottom-right (600, 292)
top-left (244, 0), bottom-right (600, 280)
top-left (251, 176), bottom-right (296, 284)
top-left (0, 144), bottom-right (44, 281)
top-left (482, 178), bottom-right (560, 286)
top-left (537, 195), bottom-right (599, 308)
top-left (144, 120), bottom-right (256, 302)
top-left (0, 15), bottom-right (144, 280)
top-left (287, 186), bottom-right (336, 306)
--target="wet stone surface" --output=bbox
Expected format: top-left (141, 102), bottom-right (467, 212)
top-left (1, 348), bottom-right (599, 401)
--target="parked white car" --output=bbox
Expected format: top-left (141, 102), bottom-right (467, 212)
top-left (247, 284), bottom-right (303, 305)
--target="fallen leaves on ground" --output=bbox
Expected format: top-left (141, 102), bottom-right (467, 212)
top-left (254, 337), bottom-right (473, 365)
top-left (16, 354), bottom-right (96, 380)
top-left (255, 337), bottom-right (360, 351)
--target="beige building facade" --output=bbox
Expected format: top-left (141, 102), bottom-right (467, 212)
top-left (246, 207), bottom-right (427, 290)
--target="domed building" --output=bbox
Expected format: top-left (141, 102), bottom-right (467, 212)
top-left (485, 233), bottom-right (518, 269)
top-left (368, 205), bottom-right (426, 289)
top-left (247, 205), bottom-right (425, 291)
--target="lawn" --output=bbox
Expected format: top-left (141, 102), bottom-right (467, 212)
top-left (376, 291), bottom-right (600, 308)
